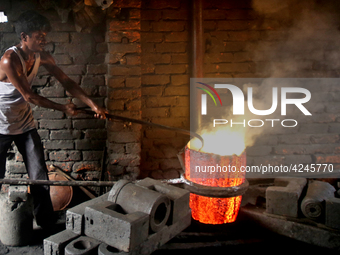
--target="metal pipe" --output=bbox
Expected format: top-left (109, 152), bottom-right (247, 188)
top-left (191, 0), bottom-right (204, 132)
top-left (191, 0), bottom-right (204, 79)
top-left (0, 179), bottom-right (116, 187)
top-left (77, 109), bottom-right (204, 149)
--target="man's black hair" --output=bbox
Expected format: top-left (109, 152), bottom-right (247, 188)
top-left (15, 10), bottom-right (52, 39)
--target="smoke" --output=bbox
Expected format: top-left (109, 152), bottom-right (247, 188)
top-left (193, 0), bottom-right (340, 153)
top-left (240, 0), bottom-right (340, 147)
top-left (251, 0), bottom-right (340, 77)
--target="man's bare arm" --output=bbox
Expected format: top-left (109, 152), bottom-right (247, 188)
top-left (40, 52), bottom-right (107, 119)
top-left (0, 51), bottom-right (77, 115)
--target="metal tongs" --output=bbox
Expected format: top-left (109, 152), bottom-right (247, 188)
top-left (77, 108), bottom-right (204, 149)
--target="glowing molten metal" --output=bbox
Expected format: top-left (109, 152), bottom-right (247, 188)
top-left (185, 129), bottom-right (246, 224)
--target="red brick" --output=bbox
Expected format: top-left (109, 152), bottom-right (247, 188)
top-left (126, 100), bottom-right (141, 111)
top-left (141, 86), bottom-right (164, 96)
top-left (72, 161), bottom-right (101, 172)
top-left (164, 85), bottom-right (189, 96)
top-left (108, 66), bottom-right (141, 76)
top-left (170, 107), bottom-right (189, 117)
top-left (142, 107), bottom-right (170, 118)
top-left (145, 0), bottom-right (181, 9)
top-left (203, 10), bottom-right (226, 20)
top-left (223, 41), bottom-right (248, 51)
top-left (171, 54), bottom-right (188, 64)
top-left (217, 20), bottom-right (250, 30)
top-left (274, 145), bottom-right (306, 155)
top-left (155, 42), bottom-right (187, 53)
top-left (234, 52), bottom-right (252, 62)
top-left (142, 75), bottom-right (170, 85)
top-left (165, 32), bottom-right (188, 42)
top-left (204, 63), bottom-right (247, 73)
top-left (171, 75), bottom-right (189, 85)
top-left (107, 100), bottom-right (125, 110)
top-left (126, 143), bottom-right (141, 154)
top-left (141, 20), bottom-right (152, 31)
top-left (126, 55), bottom-right (141, 65)
top-left (205, 53), bottom-right (233, 63)
top-left (141, 63), bottom-right (155, 74)
top-left (145, 96), bottom-right (177, 107)
top-left (108, 43), bottom-right (141, 54)
top-left (225, 9), bottom-right (256, 20)
top-left (114, 0), bottom-right (141, 8)
top-left (227, 31), bottom-right (260, 41)
top-left (141, 32), bottom-right (164, 42)
top-left (140, 42), bottom-right (155, 53)
top-left (315, 155), bottom-right (340, 164)
top-left (152, 21), bottom-right (185, 32)
top-left (155, 64), bottom-right (187, 74)
top-left (109, 20), bottom-right (140, 31)
top-left (162, 9), bottom-right (188, 20)
top-left (44, 140), bottom-right (74, 150)
top-left (141, 10), bottom-right (162, 21)
top-left (108, 78), bottom-right (125, 88)
top-left (145, 129), bottom-right (176, 139)
top-left (126, 77), bottom-right (141, 88)
top-left (176, 96), bottom-right (189, 106)
top-left (106, 53), bottom-right (125, 64)
top-left (204, 21), bottom-right (216, 31)
top-left (108, 131), bottom-right (141, 143)
top-left (310, 134), bottom-right (340, 144)
top-left (49, 151), bottom-right (81, 162)
top-left (82, 151), bottom-right (103, 161)
top-left (108, 31), bottom-right (140, 43)
top-left (142, 53), bottom-right (171, 64)
top-left (108, 88), bottom-right (141, 100)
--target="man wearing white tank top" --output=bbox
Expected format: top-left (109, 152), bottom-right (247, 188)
top-left (0, 10), bottom-right (107, 230)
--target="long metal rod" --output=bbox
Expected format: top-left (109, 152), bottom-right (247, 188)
top-left (78, 109), bottom-right (204, 148)
top-left (0, 179), bottom-right (116, 187)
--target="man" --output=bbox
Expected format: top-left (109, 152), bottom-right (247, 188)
top-left (0, 10), bottom-right (107, 229)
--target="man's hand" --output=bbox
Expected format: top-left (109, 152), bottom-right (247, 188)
top-left (91, 105), bottom-right (107, 119)
top-left (63, 103), bottom-right (78, 116)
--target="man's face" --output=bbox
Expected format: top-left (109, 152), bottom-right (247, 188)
top-left (25, 31), bottom-right (47, 52)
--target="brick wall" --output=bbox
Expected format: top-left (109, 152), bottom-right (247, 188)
top-left (139, 0), bottom-right (340, 178)
top-left (202, 0), bottom-right (340, 171)
top-left (106, 0), bottom-right (142, 181)
top-left (0, 1), bottom-right (107, 182)
top-left (140, 0), bottom-right (190, 179)
top-left (0, 0), bottom-right (339, 183)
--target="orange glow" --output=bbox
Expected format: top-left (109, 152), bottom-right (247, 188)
top-left (185, 128), bottom-right (246, 224)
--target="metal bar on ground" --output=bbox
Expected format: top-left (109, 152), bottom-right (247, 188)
top-left (0, 179), bottom-right (116, 187)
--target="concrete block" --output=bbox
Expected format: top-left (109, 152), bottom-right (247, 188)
top-left (44, 230), bottom-right (80, 255)
top-left (266, 178), bottom-right (307, 217)
top-left (84, 201), bottom-right (149, 252)
top-left (301, 180), bottom-right (336, 221)
top-left (325, 197), bottom-right (340, 230)
top-left (136, 210), bottom-right (191, 255)
top-left (64, 236), bottom-right (101, 255)
top-left (98, 243), bottom-right (129, 255)
top-left (108, 180), bottom-right (171, 233)
top-left (0, 193), bottom-right (34, 246)
top-left (8, 185), bottom-right (28, 202)
top-left (136, 178), bottom-right (190, 224)
top-left (66, 193), bottom-right (109, 235)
